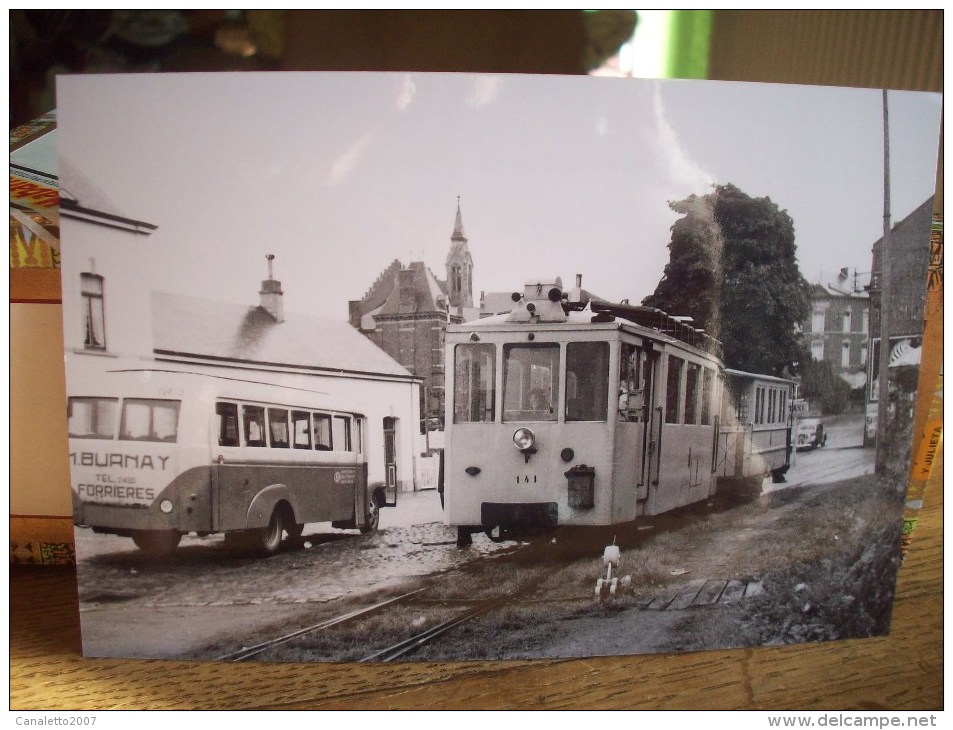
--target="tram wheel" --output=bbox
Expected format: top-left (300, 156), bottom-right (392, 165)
top-left (258, 508), bottom-right (285, 555)
top-left (131, 530), bottom-right (181, 557)
top-left (484, 525), bottom-right (506, 543)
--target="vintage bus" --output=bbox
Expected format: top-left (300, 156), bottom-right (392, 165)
top-left (68, 366), bottom-right (387, 556)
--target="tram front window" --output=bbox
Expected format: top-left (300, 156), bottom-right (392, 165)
top-left (566, 342), bottom-right (609, 422)
top-left (503, 344), bottom-right (559, 422)
top-left (454, 343), bottom-right (496, 423)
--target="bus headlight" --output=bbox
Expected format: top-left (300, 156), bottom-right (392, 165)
top-left (513, 427), bottom-right (536, 452)
top-left (160, 500), bottom-right (174, 514)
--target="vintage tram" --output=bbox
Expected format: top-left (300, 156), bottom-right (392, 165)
top-left (442, 278), bottom-right (793, 545)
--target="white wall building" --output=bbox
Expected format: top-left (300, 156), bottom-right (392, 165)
top-left (60, 192), bottom-right (424, 495)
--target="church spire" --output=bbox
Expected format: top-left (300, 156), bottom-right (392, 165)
top-left (452, 195), bottom-right (466, 241)
top-left (446, 196), bottom-right (473, 313)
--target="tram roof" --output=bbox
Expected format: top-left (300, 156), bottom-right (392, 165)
top-left (451, 301), bottom-right (722, 357)
top-left (723, 368), bottom-right (795, 385)
top-left (151, 291), bottom-right (417, 381)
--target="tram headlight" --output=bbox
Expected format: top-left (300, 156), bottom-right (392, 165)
top-left (160, 499), bottom-right (174, 514)
top-left (513, 427), bottom-right (536, 452)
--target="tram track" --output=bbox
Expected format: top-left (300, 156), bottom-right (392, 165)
top-left (359, 593), bottom-right (513, 662)
top-left (216, 541), bottom-right (557, 663)
top-left (216, 588), bottom-right (428, 662)
top-left (211, 519), bottom-right (755, 664)
top-left (216, 585), bottom-right (522, 663)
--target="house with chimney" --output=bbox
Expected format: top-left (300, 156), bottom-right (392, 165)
top-left (60, 177), bottom-right (424, 494)
top-left (801, 267), bottom-right (870, 389)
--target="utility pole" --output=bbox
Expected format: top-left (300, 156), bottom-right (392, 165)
top-left (875, 90), bottom-right (892, 474)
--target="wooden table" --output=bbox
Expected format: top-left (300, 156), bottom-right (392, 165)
top-left (10, 476), bottom-right (941, 711)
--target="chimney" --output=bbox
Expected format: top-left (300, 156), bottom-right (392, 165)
top-left (260, 254), bottom-right (285, 323)
top-left (348, 300), bottom-right (362, 328)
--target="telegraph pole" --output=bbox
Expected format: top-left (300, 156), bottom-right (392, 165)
top-left (875, 90), bottom-right (892, 474)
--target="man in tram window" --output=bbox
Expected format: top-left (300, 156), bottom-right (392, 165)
top-left (529, 387), bottom-right (551, 414)
top-left (618, 386), bottom-right (644, 421)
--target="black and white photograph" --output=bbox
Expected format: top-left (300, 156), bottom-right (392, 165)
top-left (57, 72), bottom-right (940, 663)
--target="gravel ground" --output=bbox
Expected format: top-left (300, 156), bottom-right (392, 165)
top-left (75, 489), bottom-right (517, 658)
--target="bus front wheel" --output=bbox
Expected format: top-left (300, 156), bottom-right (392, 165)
top-left (132, 530), bottom-right (181, 557)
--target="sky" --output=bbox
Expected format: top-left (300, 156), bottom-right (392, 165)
top-left (56, 72), bottom-right (941, 319)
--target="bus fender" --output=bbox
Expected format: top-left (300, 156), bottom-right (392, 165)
top-left (245, 484), bottom-right (298, 529)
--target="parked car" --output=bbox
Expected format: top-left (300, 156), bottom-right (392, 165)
top-left (796, 417), bottom-right (827, 451)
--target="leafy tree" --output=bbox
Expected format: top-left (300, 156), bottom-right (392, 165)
top-left (643, 184), bottom-right (810, 376)
top-left (799, 358), bottom-right (852, 415)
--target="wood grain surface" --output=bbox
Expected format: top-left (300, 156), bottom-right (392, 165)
top-left (10, 465), bottom-right (941, 710)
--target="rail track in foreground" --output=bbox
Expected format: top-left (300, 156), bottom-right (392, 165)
top-left (216, 581), bottom-right (546, 663)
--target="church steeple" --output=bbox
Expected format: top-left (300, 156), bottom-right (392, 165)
top-left (446, 196), bottom-right (473, 314)
top-left (452, 197), bottom-right (466, 241)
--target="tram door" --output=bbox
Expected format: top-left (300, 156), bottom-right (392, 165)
top-left (640, 348), bottom-right (659, 493)
top-left (618, 343), bottom-right (657, 509)
top-left (382, 417), bottom-right (398, 506)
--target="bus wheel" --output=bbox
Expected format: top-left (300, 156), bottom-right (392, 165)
top-left (132, 530), bottom-right (181, 557)
top-left (360, 496), bottom-right (381, 534)
top-left (258, 509), bottom-right (285, 555)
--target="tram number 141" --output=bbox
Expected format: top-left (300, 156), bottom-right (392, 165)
top-left (516, 474), bottom-right (538, 484)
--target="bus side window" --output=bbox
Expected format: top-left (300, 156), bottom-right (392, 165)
top-left (353, 417), bottom-right (363, 453)
top-left (313, 413), bottom-right (332, 451)
top-left (120, 399), bottom-right (180, 442)
top-left (243, 405), bottom-right (266, 447)
top-left (292, 410), bottom-right (311, 449)
top-left (216, 402), bottom-right (240, 447)
top-left (268, 408), bottom-right (290, 448)
top-left (333, 415), bottom-right (352, 451)
top-left (68, 397), bottom-right (119, 439)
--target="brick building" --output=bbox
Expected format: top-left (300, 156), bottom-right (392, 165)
top-left (864, 196), bottom-right (933, 446)
top-left (868, 196), bottom-right (933, 339)
top-left (349, 201), bottom-right (475, 432)
top-left (802, 269), bottom-right (870, 389)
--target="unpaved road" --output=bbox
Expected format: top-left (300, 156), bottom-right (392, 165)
top-left (75, 419), bottom-right (879, 662)
top-left (75, 509), bottom-right (514, 658)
